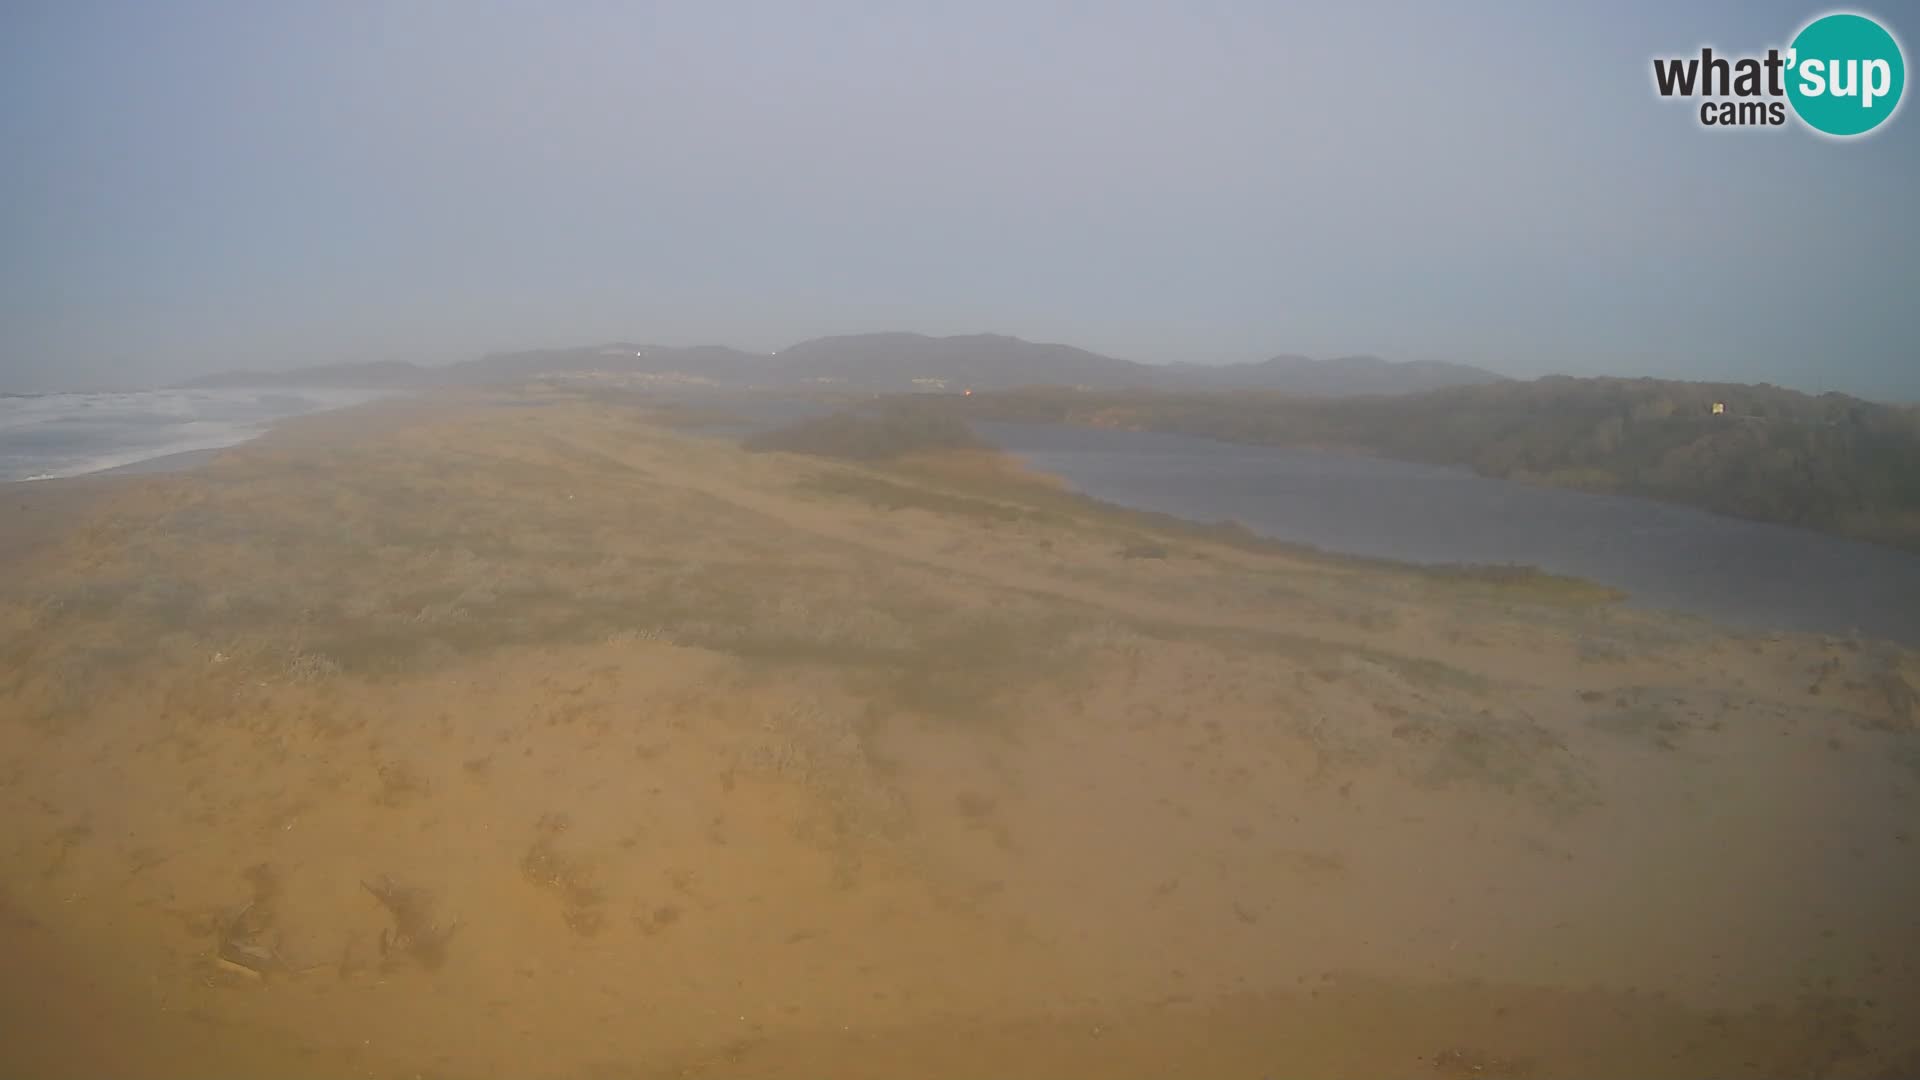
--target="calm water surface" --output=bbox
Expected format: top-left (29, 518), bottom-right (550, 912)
top-left (978, 422), bottom-right (1920, 644)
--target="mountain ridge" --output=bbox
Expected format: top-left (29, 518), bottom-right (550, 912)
top-left (176, 332), bottom-right (1508, 397)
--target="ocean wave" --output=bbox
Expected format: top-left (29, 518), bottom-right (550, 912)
top-left (1, 387), bottom-right (392, 481)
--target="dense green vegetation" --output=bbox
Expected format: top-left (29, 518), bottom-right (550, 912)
top-left (951, 378), bottom-right (1920, 551)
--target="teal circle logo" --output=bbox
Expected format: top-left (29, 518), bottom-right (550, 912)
top-left (1787, 13), bottom-right (1905, 136)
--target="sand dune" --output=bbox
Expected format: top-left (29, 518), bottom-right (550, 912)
top-left (2, 390), bottom-right (1916, 1078)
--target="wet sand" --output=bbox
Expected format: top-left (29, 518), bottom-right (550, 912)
top-left (3, 391), bottom-right (1917, 1078)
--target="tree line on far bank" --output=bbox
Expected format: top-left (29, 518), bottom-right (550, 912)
top-left (943, 377), bottom-right (1920, 552)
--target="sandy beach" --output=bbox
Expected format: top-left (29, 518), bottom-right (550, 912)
top-left (2, 389), bottom-right (1916, 1079)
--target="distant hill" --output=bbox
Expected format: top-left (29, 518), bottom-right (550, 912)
top-left (745, 334), bottom-right (1506, 394)
top-left (954, 378), bottom-right (1920, 551)
top-left (1154, 354), bottom-right (1507, 395)
top-left (174, 333), bottom-right (1504, 396)
top-left (771, 332), bottom-right (1147, 390)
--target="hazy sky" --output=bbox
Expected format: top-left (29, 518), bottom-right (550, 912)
top-left (2, 0), bottom-right (1915, 397)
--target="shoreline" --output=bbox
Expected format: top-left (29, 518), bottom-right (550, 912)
top-left (93, 445), bottom-right (229, 477)
top-left (0, 393), bottom-right (426, 567)
top-left (0, 385), bottom-right (403, 486)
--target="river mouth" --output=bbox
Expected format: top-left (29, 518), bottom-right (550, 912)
top-left (975, 421), bottom-right (1920, 645)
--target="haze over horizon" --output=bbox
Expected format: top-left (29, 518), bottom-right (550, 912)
top-left (3, 1), bottom-right (1916, 399)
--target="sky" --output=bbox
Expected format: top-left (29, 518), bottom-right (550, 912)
top-left (1, 0), bottom-right (1915, 398)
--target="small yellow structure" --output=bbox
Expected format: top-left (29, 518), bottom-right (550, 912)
top-left (1711, 402), bottom-right (1726, 415)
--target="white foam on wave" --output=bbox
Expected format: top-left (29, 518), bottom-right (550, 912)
top-left (1, 387), bottom-right (393, 482)
top-left (14, 423), bottom-right (264, 481)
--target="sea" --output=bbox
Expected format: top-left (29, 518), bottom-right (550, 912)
top-left (0, 387), bottom-right (390, 483)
